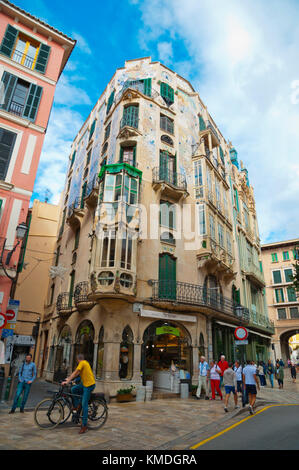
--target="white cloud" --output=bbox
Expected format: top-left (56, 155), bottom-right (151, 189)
top-left (72, 32), bottom-right (92, 55)
top-left (135, 0), bottom-right (299, 243)
top-left (157, 41), bottom-right (173, 64)
top-left (54, 75), bottom-right (91, 107)
top-left (33, 107), bottom-right (84, 204)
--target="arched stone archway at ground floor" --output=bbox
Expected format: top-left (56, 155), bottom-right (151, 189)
top-left (272, 327), bottom-right (299, 365)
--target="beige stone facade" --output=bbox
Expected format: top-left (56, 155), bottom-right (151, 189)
top-left (41, 58), bottom-right (273, 397)
top-left (261, 239), bottom-right (299, 363)
top-left (8, 200), bottom-right (59, 373)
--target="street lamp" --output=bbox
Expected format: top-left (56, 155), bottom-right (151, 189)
top-left (5, 222), bottom-right (28, 267)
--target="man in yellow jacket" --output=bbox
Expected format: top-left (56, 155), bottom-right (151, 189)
top-left (62, 354), bottom-right (96, 434)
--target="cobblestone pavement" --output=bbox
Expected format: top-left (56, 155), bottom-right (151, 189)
top-left (0, 376), bottom-right (298, 450)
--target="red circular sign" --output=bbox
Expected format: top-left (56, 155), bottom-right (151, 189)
top-left (234, 327), bottom-right (248, 340)
top-left (0, 312), bottom-right (7, 329)
top-left (6, 309), bottom-right (15, 321)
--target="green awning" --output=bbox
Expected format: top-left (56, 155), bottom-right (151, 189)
top-left (98, 163), bottom-right (142, 182)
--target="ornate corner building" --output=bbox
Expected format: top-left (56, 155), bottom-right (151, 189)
top-left (41, 57), bottom-right (274, 396)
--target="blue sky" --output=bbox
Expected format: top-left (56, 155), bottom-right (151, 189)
top-left (15, 0), bottom-right (299, 244)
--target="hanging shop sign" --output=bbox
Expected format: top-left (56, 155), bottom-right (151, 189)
top-left (156, 326), bottom-right (180, 337)
top-left (234, 327), bottom-right (248, 341)
top-left (140, 309), bottom-right (196, 323)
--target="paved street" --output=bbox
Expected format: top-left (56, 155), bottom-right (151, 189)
top-left (0, 374), bottom-right (299, 450)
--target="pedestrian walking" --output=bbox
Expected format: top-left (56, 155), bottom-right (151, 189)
top-left (242, 359), bottom-right (260, 415)
top-left (257, 362), bottom-right (266, 387)
top-left (290, 362), bottom-right (296, 383)
top-left (217, 355), bottom-right (229, 389)
top-left (9, 354), bottom-right (37, 414)
top-left (62, 353), bottom-right (96, 434)
top-left (275, 362), bottom-right (284, 389)
top-left (234, 360), bottom-right (243, 395)
top-left (267, 359), bottom-right (275, 388)
top-left (223, 362), bottom-right (238, 412)
top-left (209, 360), bottom-right (223, 401)
top-left (279, 358), bottom-right (285, 367)
top-left (196, 356), bottom-right (210, 400)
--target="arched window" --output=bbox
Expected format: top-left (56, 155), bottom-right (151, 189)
top-left (96, 326), bottom-right (105, 379)
top-left (119, 326), bottom-right (134, 380)
top-left (161, 134), bottom-right (174, 146)
top-left (73, 320), bottom-right (95, 369)
top-left (160, 231), bottom-right (175, 245)
top-left (53, 325), bottom-right (72, 383)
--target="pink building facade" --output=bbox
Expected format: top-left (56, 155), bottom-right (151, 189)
top-left (0, 0), bottom-right (75, 332)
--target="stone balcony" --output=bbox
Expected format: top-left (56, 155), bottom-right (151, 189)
top-left (152, 167), bottom-right (189, 201)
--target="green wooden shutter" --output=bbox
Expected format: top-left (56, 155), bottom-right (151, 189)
top-left (219, 146), bottom-right (224, 164)
top-left (119, 147), bottom-right (124, 163)
top-left (273, 270), bottom-right (282, 284)
top-left (89, 119), bottom-right (96, 140)
top-left (70, 150), bottom-right (76, 167)
top-left (1, 71), bottom-right (17, 111)
top-left (159, 254), bottom-right (176, 299)
top-left (143, 78), bottom-right (152, 97)
top-left (34, 43), bottom-right (51, 74)
top-left (0, 127), bottom-right (17, 180)
top-left (107, 90), bottom-right (115, 114)
top-left (69, 271), bottom-right (75, 307)
top-left (160, 82), bottom-right (174, 104)
top-left (123, 105), bottom-right (139, 128)
top-left (0, 24), bottom-right (18, 58)
top-left (81, 182), bottom-right (87, 208)
top-left (23, 83), bottom-right (43, 121)
top-left (199, 115), bottom-right (206, 131)
top-left (132, 145), bottom-right (136, 166)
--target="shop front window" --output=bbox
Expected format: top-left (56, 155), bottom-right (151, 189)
top-left (119, 326), bottom-right (134, 380)
top-left (142, 321), bottom-right (192, 388)
top-left (73, 320), bottom-right (95, 369)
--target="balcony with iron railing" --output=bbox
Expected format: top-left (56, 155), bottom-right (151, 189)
top-left (66, 196), bottom-right (85, 228)
top-left (115, 82), bottom-right (160, 104)
top-left (242, 260), bottom-right (265, 288)
top-left (74, 281), bottom-right (94, 311)
top-left (197, 236), bottom-right (234, 278)
top-left (151, 279), bottom-right (249, 321)
top-left (56, 292), bottom-right (73, 316)
top-left (249, 308), bottom-right (275, 334)
top-left (12, 49), bottom-right (35, 69)
top-left (152, 167), bottom-right (188, 200)
top-left (8, 100), bottom-right (24, 117)
top-left (84, 175), bottom-right (99, 208)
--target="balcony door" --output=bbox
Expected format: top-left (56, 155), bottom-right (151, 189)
top-left (159, 253), bottom-right (176, 300)
top-left (159, 151), bottom-right (176, 185)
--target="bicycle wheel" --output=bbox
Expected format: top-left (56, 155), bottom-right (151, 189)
top-left (87, 399), bottom-right (108, 429)
top-left (55, 398), bottom-right (72, 425)
top-left (34, 398), bottom-right (63, 429)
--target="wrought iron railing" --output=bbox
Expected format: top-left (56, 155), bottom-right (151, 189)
top-left (9, 101), bottom-right (24, 117)
top-left (67, 197), bottom-right (82, 217)
top-left (152, 167), bottom-right (187, 191)
top-left (74, 281), bottom-right (90, 304)
top-left (249, 308), bottom-right (275, 333)
top-left (86, 174), bottom-right (98, 197)
top-left (12, 49), bottom-right (35, 69)
top-left (56, 292), bottom-right (72, 312)
top-left (151, 280), bottom-right (249, 321)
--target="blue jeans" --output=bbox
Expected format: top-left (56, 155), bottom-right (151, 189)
top-left (268, 373), bottom-right (274, 388)
top-left (12, 382), bottom-right (32, 411)
top-left (71, 383), bottom-right (95, 427)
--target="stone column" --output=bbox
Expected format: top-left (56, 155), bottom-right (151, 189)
top-left (192, 345), bottom-right (199, 384)
top-left (102, 341), bottom-right (120, 381)
top-left (132, 342), bottom-right (143, 384)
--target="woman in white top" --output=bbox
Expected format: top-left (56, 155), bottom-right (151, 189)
top-left (209, 360), bottom-right (223, 400)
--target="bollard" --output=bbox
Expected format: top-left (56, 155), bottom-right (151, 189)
top-left (180, 382), bottom-right (189, 399)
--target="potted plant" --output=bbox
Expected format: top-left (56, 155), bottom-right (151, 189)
top-left (116, 385), bottom-right (135, 402)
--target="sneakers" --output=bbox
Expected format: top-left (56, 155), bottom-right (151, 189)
top-left (224, 407), bottom-right (228, 412)
top-left (235, 405), bottom-right (240, 409)
top-left (8, 410), bottom-right (15, 414)
top-left (20, 409), bottom-right (24, 413)
top-left (249, 405), bottom-right (254, 415)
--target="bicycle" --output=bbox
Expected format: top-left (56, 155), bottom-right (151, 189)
top-left (34, 382), bottom-right (108, 430)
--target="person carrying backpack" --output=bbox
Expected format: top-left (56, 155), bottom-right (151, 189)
top-left (9, 354), bottom-right (37, 414)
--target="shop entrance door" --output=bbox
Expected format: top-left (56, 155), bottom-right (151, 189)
top-left (141, 321), bottom-right (191, 391)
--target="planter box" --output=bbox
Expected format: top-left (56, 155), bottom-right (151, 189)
top-left (116, 393), bottom-right (135, 403)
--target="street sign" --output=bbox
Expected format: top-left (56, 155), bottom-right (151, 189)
top-left (6, 299), bottom-right (19, 327)
top-left (0, 313), bottom-right (7, 330)
top-left (235, 340), bottom-right (248, 345)
top-left (234, 326), bottom-right (248, 341)
top-left (5, 309), bottom-right (15, 321)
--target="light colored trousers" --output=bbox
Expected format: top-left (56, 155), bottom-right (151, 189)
top-left (196, 375), bottom-right (208, 398)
